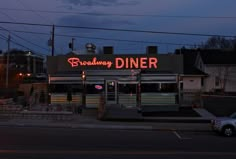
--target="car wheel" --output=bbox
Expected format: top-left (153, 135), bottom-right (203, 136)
top-left (222, 126), bottom-right (234, 137)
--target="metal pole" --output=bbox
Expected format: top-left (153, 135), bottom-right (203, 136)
top-left (5, 34), bottom-right (10, 88)
top-left (51, 24), bottom-right (55, 56)
top-left (72, 38), bottom-right (75, 51)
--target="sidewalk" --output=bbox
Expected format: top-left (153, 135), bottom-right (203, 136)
top-left (0, 108), bottom-right (213, 132)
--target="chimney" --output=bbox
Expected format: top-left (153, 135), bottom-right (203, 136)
top-left (103, 46), bottom-right (114, 54)
top-left (146, 46), bottom-right (158, 54)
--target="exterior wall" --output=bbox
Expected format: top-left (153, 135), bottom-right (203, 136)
top-left (47, 53), bottom-right (183, 111)
top-left (47, 54), bottom-right (184, 74)
top-left (195, 53), bottom-right (205, 72)
top-left (18, 83), bottom-right (48, 105)
top-left (182, 76), bottom-right (202, 92)
top-left (204, 66), bottom-right (236, 92)
top-left (0, 51), bottom-right (45, 88)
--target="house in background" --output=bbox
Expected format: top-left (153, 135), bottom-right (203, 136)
top-left (180, 51), bottom-right (207, 93)
top-left (175, 49), bottom-right (207, 106)
top-left (176, 48), bottom-right (236, 106)
top-left (195, 50), bottom-right (236, 93)
top-left (177, 48), bottom-right (236, 94)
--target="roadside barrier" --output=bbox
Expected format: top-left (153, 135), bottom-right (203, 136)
top-left (0, 105), bottom-right (73, 121)
top-left (20, 111), bottom-right (73, 121)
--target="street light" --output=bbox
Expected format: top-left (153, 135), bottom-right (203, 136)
top-left (81, 71), bottom-right (86, 107)
top-left (81, 71), bottom-right (86, 81)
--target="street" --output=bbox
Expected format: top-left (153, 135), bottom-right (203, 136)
top-left (0, 126), bottom-right (235, 159)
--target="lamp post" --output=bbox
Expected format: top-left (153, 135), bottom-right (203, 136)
top-left (5, 34), bottom-right (10, 88)
top-left (81, 71), bottom-right (86, 107)
top-left (69, 38), bottom-right (75, 51)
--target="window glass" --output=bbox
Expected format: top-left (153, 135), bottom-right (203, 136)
top-left (49, 84), bottom-right (67, 93)
top-left (141, 83), bottom-right (160, 93)
top-left (49, 84), bottom-right (82, 94)
top-left (86, 84), bottom-right (104, 94)
top-left (118, 84), bottom-right (137, 94)
top-left (215, 76), bottom-right (220, 86)
top-left (201, 77), bottom-right (204, 87)
top-left (161, 83), bottom-right (177, 92)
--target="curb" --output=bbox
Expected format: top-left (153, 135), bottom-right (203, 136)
top-left (0, 122), bottom-right (212, 132)
top-left (102, 117), bottom-right (211, 123)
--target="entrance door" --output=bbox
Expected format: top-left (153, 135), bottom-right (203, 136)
top-left (105, 80), bottom-right (117, 104)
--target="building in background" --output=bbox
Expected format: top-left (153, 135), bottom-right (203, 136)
top-left (195, 49), bottom-right (236, 93)
top-left (0, 49), bottom-right (46, 88)
top-left (176, 48), bottom-right (236, 106)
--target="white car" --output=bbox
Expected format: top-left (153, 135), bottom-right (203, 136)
top-left (211, 112), bottom-right (236, 137)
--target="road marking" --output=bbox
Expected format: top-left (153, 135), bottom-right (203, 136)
top-left (173, 131), bottom-right (192, 140)
top-left (173, 131), bottom-right (182, 139)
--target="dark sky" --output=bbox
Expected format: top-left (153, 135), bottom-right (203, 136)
top-left (0, 0), bottom-right (236, 56)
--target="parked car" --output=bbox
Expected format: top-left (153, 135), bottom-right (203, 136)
top-left (211, 112), bottom-right (236, 137)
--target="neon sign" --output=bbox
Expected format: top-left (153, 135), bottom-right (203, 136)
top-left (68, 57), bottom-right (112, 68)
top-left (115, 57), bottom-right (157, 69)
top-left (67, 56), bottom-right (158, 69)
top-left (95, 85), bottom-right (103, 90)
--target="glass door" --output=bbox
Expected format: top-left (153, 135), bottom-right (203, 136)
top-left (105, 80), bottom-right (117, 104)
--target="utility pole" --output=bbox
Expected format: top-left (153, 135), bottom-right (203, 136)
top-left (69, 38), bottom-right (75, 51)
top-left (5, 34), bottom-right (10, 88)
top-left (51, 24), bottom-right (55, 56)
top-left (72, 38), bottom-right (75, 51)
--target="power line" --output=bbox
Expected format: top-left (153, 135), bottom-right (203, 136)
top-left (0, 21), bottom-right (235, 38)
top-left (1, 7), bottom-right (236, 19)
top-left (0, 10), bottom-right (50, 52)
top-left (0, 33), bottom-right (48, 56)
top-left (56, 33), bottom-right (195, 47)
top-left (0, 26), bottom-right (50, 51)
top-left (0, 28), bottom-right (197, 47)
top-left (0, 33), bottom-right (30, 50)
top-left (0, 34), bottom-right (7, 41)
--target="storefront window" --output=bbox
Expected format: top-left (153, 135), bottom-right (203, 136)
top-left (141, 83), bottom-right (177, 93)
top-left (49, 84), bottom-right (67, 93)
top-left (86, 84), bottom-right (104, 94)
top-left (161, 83), bottom-right (177, 92)
top-left (71, 84), bottom-right (83, 93)
top-left (49, 84), bottom-right (82, 94)
top-left (118, 84), bottom-right (137, 94)
top-left (141, 83), bottom-right (160, 93)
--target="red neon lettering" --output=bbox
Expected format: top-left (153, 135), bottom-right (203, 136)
top-left (67, 57), bottom-right (113, 68)
top-left (68, 57), bottom-right (158, 69)
top-left (125, 58), bottom-right (129, 69)
top-left (130, 58), bottom-right (139, 69)
top-left (115, 58), bottom-right (124, 69)
top-left (140, 57), bottom-right (147, 69)
top-left (149, 58), bottom-right (158, 68)
top-left (68, 58), bottom-right (80, 67)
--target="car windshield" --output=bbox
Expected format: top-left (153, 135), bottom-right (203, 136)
top-left (229, 112), bottom-right (236, 118)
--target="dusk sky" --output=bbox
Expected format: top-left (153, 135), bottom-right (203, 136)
top-left (0, 0), bottom-right (236, 56)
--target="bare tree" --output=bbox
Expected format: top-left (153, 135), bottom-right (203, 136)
top-left (202, 36), bottom-right (235, 49)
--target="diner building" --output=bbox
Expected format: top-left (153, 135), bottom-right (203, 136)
top-left (46, 47), bottom-right (183, 112)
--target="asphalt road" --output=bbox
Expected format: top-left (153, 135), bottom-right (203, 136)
top-left (0, 126), bottom-right (235, 159)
